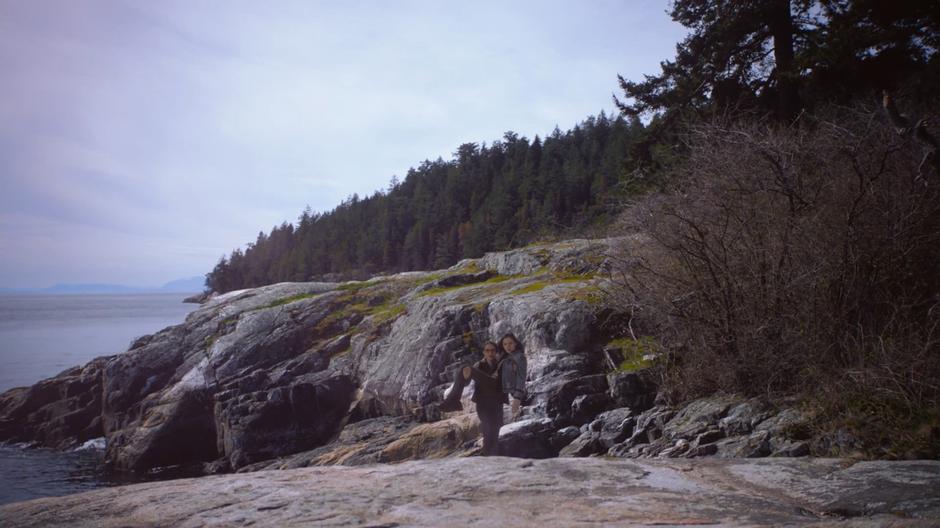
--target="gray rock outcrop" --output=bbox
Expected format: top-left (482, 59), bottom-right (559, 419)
top-left (601, 395), bottom-right (814, 460)
top-left (0, 357), bottom-right (109, 448)
top-left (0, 240), bottom-right (622, 473)
top-left (2, 457), bottom-right (939, 527)
top-left (0, 238), bottom-right (854, 475)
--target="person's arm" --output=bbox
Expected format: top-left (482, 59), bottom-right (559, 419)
top-left (469, 365), bottom-right (501, 389)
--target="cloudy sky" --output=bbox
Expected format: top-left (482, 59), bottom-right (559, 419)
top-left (0, 1), bottom-right (685, 289)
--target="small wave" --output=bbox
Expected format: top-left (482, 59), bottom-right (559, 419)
top-left (74, 438), bottom-right (106, 451)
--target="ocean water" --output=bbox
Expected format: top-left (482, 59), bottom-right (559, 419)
top-left (0, 293), bottom-right (199, 505)
top-left (0, 293), bottom-right (198, 392)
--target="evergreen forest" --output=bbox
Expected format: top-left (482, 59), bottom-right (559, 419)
top-left (206, 113), bottom-right (644, 293)
top-left (207, 0), bottom-right (939, 295)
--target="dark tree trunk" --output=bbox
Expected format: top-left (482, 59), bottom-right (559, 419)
top-left (768, 0), bottom-right (801, 122)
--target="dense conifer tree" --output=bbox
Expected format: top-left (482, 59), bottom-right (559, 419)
top-left (205, 115), bottom-right (641, 292)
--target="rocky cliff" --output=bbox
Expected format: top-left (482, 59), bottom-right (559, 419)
top-left (0, 239), bottom-right (821, 475)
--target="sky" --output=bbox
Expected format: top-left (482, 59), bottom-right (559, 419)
top-left (0, 0), bottom-right (686, 289)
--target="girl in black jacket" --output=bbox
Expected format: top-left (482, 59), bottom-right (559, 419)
top-left (467, 341), bottom-right (507, 455)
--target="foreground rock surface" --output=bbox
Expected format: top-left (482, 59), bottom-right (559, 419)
top-left (3, 457), bottom-right (939, 527)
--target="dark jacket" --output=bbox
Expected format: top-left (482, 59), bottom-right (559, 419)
top-left (500, 350), bottom-right (527, 400)
top-left (471, 358), bottom-right (508, 407)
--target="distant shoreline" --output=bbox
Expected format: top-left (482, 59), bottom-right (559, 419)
top-left (0, 277), bottom-right (206, 296)
top-left (0, 290), bottom-right (203, 296)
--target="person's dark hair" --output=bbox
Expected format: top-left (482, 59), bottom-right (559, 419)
top-left (482, 341), bottom-right (499, 351)
top-left (498, 333), bottom-right (524, 355)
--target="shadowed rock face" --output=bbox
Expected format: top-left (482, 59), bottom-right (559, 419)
top-left (0, 357), bottom-right (109, 448)
top-left (2, 458), bottom-right (939, 527)
top-left (99, 282), bottom-right (346, 472)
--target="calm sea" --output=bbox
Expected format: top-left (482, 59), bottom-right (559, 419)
top-left (0, 293), bottom-right (198, 505)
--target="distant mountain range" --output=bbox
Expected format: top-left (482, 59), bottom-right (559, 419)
top-left (0, 276), bottom-right (205, 295)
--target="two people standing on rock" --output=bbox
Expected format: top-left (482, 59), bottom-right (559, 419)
top-left (440, 333), bottom-right (528, 456)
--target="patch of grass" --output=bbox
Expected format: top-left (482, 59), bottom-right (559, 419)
top-left (417, 272), bottom-right (444, 283)
top-left (511, 282), bottom-right (548, 295)
top-left (566, 284), bottom-right (604, 304)
top-left (608, 336), bottom-right (658, 372)
top-left (418, 274), bottom-right (516, 297)
top-left (337, 281), bottom-right (367, 292)
top-left (481, 274), bottom-right (514, 285)
top-left (808, 387), bottom-right (940, 459)
top-left (256, 292), bottom-right (318, 310)
top-left (555, 271), bottom-right (596, 282)
top-left (455, 261), bottom-right (480, 273)
top-left (315, 288), bottom-right (408, 336)
top-left (372, 302), bottom-right (406, 323)
top-left (509, 271), bottom-right (597, 296)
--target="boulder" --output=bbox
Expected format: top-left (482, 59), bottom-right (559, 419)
top-left (183, 292), bottom-right (212, 304)
top-left (105, 386), bottom-right (219, 471)
top-left (0, 357), bottom-right (110, 448)
top-left (607, 370), bottom-right (657, 412)
top-left (771, 440), bottom-right (811, 457)
top-left (718, 399), bottom-right (774, 436)
top-left (498, 418), bottom-right (557, 458)
top-left (101, 283), bottom-right (341, 472)
top-left (480, 239), bottom-right (611, 276)
top-left (544, 374), bottom-right (609, 425)
top-left (549, 425), bottom-right (581, 450)
top-left (215, 372), bottom-right (358, 470)
top-left (663, 395), bottom-right (739, 440)
top-left (627, 405), bottom-right (676, 445)
top-left (691, 427), bottom-right (725, 447)
top-left (716, 430), bottom-right (773, 458)
top-left (570, 393), bottom-right (612, 425)
top-left (379, 413), bottom-right (480, 462)
top-left (559, 431), bottom-right (603, 457)
top-left (245, 416), bottom-right (418, 470)
top-left (595, 407), bottom-right (637, 449)
top-left (569, 407), bottom-right (638, 458)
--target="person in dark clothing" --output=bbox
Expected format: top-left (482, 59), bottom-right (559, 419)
top-left (469, 341), bottom-right (508, 455)
top-left (438, 342), bottom-right (507, 455)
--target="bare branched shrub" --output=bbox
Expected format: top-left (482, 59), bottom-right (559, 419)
top-left (608, 104), bottom-right (940, 455)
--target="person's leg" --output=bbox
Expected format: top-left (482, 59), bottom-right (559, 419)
top-left (478, 409), bottom-right (494, 455)
top-left (440, 367), bottom-right (468, 412)
top-left (493, 404), bottom-right (503, 455)
top-left (478, 404), bottom-right (502, 456)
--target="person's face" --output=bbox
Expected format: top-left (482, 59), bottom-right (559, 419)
top-left (502, 337), bottom-right (517, 353)
top-left (483, 344), bottom-right (497, 363)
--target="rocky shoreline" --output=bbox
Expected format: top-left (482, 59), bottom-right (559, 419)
top-left (0, 239), bottom-right (831, 475)
top-left (0, 239), bottom-right (934, 523)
